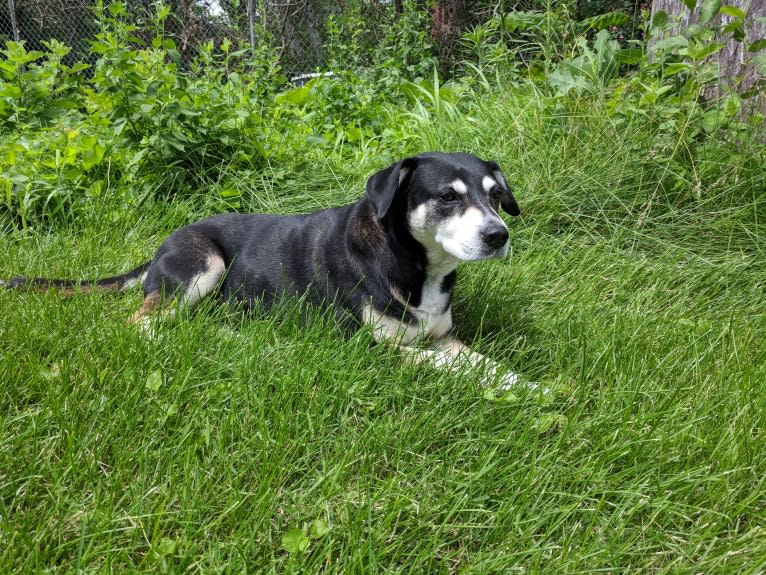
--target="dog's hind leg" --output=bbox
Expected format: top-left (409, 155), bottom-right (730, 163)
top-left (129, 230), bottom-right (226, 328)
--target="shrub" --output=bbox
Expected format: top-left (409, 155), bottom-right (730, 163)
top-left (0, 2), bottom-right (287, 228)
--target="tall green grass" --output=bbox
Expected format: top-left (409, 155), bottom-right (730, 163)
top-left (2, 87), bottom-right (765, 573)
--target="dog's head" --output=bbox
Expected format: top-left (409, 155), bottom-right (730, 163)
top-left (366, 152), bottom-right (520, 263)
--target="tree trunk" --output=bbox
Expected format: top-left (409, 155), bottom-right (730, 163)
top-left (650, 0), bottom-right (766, 117)
top-left (431, 0), bottom-right (469, 74)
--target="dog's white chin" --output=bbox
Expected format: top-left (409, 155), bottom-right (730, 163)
top-left (443, 241), bottom-right (509, 262)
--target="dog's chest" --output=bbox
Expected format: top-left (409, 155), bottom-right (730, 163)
top-left (410, 275), bottom-right (452, 339)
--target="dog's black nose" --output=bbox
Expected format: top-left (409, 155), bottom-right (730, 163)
top-left (481, 224), bottom-right (509, 249)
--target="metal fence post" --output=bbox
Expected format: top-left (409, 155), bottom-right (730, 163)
top-left (7, 0), bottom-right (20, 42)
top-left (247, 0), bottom-right (256, 49)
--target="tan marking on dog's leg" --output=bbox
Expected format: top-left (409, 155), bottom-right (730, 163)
top-left (388, 285), bottom-right (411, 309)
top-left (129, 292), bottom-right (181, 338)
top-left (128, 254), bottom-right (225, 332)
top-left (129, 292), bottom-right (162, 324)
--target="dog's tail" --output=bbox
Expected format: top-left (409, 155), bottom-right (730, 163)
top-left (1, 262), bottom-right (151, 295)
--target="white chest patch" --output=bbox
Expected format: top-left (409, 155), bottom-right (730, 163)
top-left (363, 271), bottom-right (454, 345)
top-left (410, 274), bottom-right (453, 340)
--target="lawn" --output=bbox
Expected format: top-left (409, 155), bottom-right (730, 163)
top-left (3, 96), bottom-right (765, 573)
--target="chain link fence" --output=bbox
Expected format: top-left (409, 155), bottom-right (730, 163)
top-left (0, 0), bottom-right (507, 78)
top-left (4, 1), bottom-right (646, 78)
top-left (2, 1), bottom-right (656, 79)
top-left (0, 0), bottom-right (404, 77)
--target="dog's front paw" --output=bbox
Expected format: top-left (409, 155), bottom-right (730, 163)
top-left (497, 370), bottom-right (521, 389)
top-left (488, 370), bottom-right (549, 397)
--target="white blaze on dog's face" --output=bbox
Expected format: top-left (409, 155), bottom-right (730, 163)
top-left (407, 158), bottom-right (512, 267)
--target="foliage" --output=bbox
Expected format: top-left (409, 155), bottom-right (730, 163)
top-left (0, 0), bottom-right (764, 232)
top-left (271, 0), bottom-right (438, 149)
top-left (2, 85), bottom-right (765, 574)
top-left (459, 2), bottom-right (632, 77)
top-left (0, 1), bottom-right (286, 227)
top-left (456, 0), bottom-right (765, 225)
top-left (324, 0), bottom-right (436, 81)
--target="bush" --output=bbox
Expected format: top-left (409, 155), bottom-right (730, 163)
top-left (1, 0), bottom-right (764, 229)
top-left (0, 2), bottom-right (287, 228)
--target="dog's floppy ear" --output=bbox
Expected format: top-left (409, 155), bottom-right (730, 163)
top-left (366, 157), bottom-right (417, 220)
top-left (486, 160), bottom-right (521, 216)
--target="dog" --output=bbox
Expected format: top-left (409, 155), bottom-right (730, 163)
top-left (4, 152), bottom-right (526, 388)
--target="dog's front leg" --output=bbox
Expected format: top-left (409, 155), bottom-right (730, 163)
top-left (403, 336), bottom-right (523, 390)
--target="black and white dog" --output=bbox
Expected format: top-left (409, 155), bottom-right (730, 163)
top-left (5, 152), bottom-right (525, 387)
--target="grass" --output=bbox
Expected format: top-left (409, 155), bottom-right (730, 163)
top-left (2, 97), bottom-right (765, 574)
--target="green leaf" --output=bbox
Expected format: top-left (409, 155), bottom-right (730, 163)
top-left (701, 109), bottom-right (723, 133)
top-left (309, 519), bottom-right (330, 539)
top-left (664, 62), bottom-right (692, 76)
top-left (276, 85), bottom-right (311, 107)
top-left (483, 387), bottom-right (519, 403)
top-left (156, 3), bottom-right (172, 21)
top-left (651, 35), bottom-right (688, 53)
top-left (720, 5), bottom-right (745, 20)
top-left (167, 48), bottom-right (181, 65)
top-left (154, 537), bottom-right (177, 557)
top-left (699, 0), bottom-right (721, 24)
top-left (682, 0), bottom-right (697, 10)
top-left (108, 2), bottom-right (126, 16)
top-left (5, 42), bottom-right (44, 65)
top-left (547, 66), bottom-right (591, 96)
top-left (499, 10), bottom-right (544, 33)
top-left (162, 133), bottom-right (187, 152)
top-left (751, 53), bottom-right (766, 75)
top-left (219, 188), bottom-right (241, 198)
top-left (82, 143), bottom-right (105, 170)
top-left (282, 527), bottom-right (310, 553)
top-left (723, 19), bottom-right (744, 34)
top-left (616, 47), bottom-right (644, 65)
top-left (533, 414), bottom-right (568, 434)
top-left (162, 402), bottom-right (178, 418)
top-left (749, 39), bottom-right (766, 53)
top-left (687, 40), bottom-right (725, 60)
top-left (0, 84), bottom-right (22, 98)
top-left (724, 93), bottom-right (741, 117)
top-left (145, 369), bottom-right (163, 392)
top-left (41, 39), bottom-right (72, 58)
top-left (652, 10), bottom-right (669, 28)
top-left (580, 11), bottom-right (629, 31)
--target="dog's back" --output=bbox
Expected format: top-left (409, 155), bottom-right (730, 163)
top-left (165, 207), bottom-right (361, 310)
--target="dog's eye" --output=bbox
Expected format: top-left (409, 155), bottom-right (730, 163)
top-left (489, 186), bottom-right (503, 200)
top-left (440, 191), bottom-right (459, 202)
